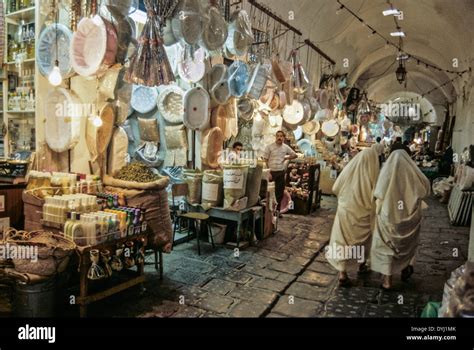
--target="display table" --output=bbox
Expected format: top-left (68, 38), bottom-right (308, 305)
top-left (75, 232), bottom-right (148, 317)
top-left (186, 204), bottom-right (263, 248)
top-left (286, 162), bottom-right (321, 215)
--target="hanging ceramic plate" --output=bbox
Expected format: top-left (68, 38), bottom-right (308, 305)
top-left (340, 116), bottom-right (352, 132)
top-left (351, 124), bottom-right (360, 135)
top-left (298, 100), bottom-right (311, 126)
top-left (225, 28), bottom-right (248, 57)
top-left (228, 61), bottom-right (250, 97)
top-left (71, 15), bottom-right (118, 77)
top-left (201, 6), bottom-right (228, 51)
top-left (178, 47), bottom-right (206, 83)
top-left (282, 100), bottom-right (305, 126)
top-left (293, 126), bottom-right (303, 141)
top-left (211, 80), bottom-right (231, 106)
top-left (157, 85), bottom-right (185, 124)
top-left (172, 0), bottom-right (205, 46)
top-left (297, 139), bottom-right (314, 155)
top-left (317, 89), bottom-right (329, 109)
top-left (131, 85), bottom-right (158, 114)
top-left (268, 113), bottom-right (283, 128)
top-left (321, 119), bottom-right (340, 137)
top-left (237, 98), bottom-right (254, 121)
top-left (303, 120), bottom-right (320, 135)
top-left (246, 63), bottom-right (269, 100)
top-left (164, 43), bottom-right (180, 75)
top-left (37, 23), bottom-right (74, 78)
top-left (163, 18), bottom-right (179, 47)
top-left (315, 108), bottom-right (331, 122)
top-left (183, 86), bottom-right (210, 130)
top-left (44, 88), bottom-right (82, 153)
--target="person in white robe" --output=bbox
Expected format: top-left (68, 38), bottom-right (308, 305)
top-left (327, 148), bottom-right (380, 285)
top-left (370, 150), bottom-right (431, 289)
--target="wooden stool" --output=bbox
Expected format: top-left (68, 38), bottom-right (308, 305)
top-left (179, 212), bottom-right (215, 255)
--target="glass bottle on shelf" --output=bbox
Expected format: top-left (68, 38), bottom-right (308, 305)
top-left (19, 93), bottom-right (27, 110)
top-left (27, 28), bottom-right (35, 59)
top-left (10, 0), bottom-right (17, 13)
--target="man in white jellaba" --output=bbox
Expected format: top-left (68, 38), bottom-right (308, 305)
top-left (370, 150), bottom-right (431, 290)
top-left (327, 148), bottom-right (380, 286)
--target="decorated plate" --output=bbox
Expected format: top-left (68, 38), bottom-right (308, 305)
top-left (37, 23), bottom-right (74, 78)
top-left (131, 85), bottom-right (158, 114)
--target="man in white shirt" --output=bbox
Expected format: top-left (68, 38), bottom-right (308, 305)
top-left (263, 131), bottom-right (297, 213)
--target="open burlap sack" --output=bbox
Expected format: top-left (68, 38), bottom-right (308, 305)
top-left (103, 175), bottom-right (172, 252)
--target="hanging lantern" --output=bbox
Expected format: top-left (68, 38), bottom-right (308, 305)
top-left (396, 60), bottom-right (407, 84)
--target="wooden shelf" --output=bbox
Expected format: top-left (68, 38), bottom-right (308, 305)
top-left (6, 58), bottom-right (35, 65)
top-left (5, 7), bottom-right (35, 22)
top-left (6, 110), bottom-right (35, 113)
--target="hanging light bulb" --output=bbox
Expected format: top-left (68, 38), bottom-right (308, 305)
top-left (89, 113), bottom-right (103, 127)
top-left (49, 2), bottom-right (62, 87)
top-left (48, 60), bottom-right (63, 86)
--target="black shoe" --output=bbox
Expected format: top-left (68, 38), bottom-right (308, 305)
top-left (338, 278), bottom-right (352, 288)
top-left (401, 265), bottom-right (414, 282)
top-left (357, 263), bottom-right (370, 275)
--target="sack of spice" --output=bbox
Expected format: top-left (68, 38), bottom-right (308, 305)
top-left (223, 165), bottom-right (249, 210)
top-left (105, 162), bottom-right (167, 189)
top-left (183, 169), bottom-right (203, 205)
top-left (245, 161), bottom-right (264, 208)
top-left (202, 170), bottom-right (223, 209)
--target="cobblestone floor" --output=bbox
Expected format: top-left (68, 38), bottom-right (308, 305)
top-left (2, 195), bottom-right (467, 318)
top-left (80, 195), bottom-right (469, 318)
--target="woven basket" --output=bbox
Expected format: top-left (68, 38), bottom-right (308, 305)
top-left (5, 229), bottom-right (76, 277)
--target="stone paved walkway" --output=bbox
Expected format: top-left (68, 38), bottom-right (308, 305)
top-left (82, 195), bottom-right (469, 318)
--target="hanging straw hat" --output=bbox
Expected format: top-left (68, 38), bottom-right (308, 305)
top-left (303, 120), bottom-right (320, 135)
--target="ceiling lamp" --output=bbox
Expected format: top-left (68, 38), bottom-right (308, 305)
top-left (390, 28), bottom-right (406, 37)
top-left (383, 8), bottom-right (401, 16)
top-left (396, 60), bottom-right (407, 84)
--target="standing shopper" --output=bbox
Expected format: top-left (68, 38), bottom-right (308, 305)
top-left (327, 148), bottom-right (381, 286)
top-left (370, 150), bottom-right (431, 290)
top-left (263, 131), bottom-right (297, 213)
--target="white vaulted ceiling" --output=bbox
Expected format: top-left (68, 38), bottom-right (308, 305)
top-left (259, 0), bottom-right (474, 121)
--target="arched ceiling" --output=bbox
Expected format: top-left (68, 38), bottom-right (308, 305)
top-left (259, 0), bottom-right (474, 110)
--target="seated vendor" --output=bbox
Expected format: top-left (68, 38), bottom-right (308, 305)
top-left (227, 142), bottom-right (243, 164)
